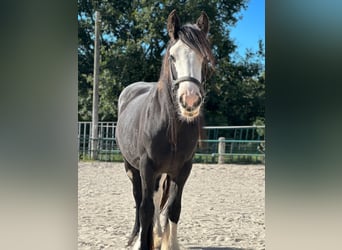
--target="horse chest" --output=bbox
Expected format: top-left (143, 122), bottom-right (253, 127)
top-left (146, 128), bottom-right (198, 172)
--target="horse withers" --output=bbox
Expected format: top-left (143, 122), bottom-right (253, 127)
top-left (115, 10), bottom-right (215, 250)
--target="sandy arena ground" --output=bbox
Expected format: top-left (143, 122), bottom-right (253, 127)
top-left (78, 162), bottom-right (265, 250)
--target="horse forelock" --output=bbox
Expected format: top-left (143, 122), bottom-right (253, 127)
top-left (178, 24), bottom-right (215, 67)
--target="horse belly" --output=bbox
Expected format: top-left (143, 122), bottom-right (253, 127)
top-left (116, 121), bottom-right (140, 168)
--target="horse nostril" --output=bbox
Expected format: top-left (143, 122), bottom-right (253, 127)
top-left (190, 96), bottom-right (201, 110)
top-left (179, 95), bottom-right (187, 108)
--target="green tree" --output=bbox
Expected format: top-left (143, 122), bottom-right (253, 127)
top-left (78, 0), bottom-right (264, 125)
top-left (205, 40), bottom-right (265, 125)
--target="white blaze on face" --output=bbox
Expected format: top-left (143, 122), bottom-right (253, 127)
top-left (169, 40), bottom-right (203, 121)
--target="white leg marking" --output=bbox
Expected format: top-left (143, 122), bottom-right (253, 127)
top-left (161, 220), bottom-right (180, 250)
top-left (159, 208), bottom-right (168, 233)
top-left (153, 187), bottom-right (162, 248)
top-left (161, 221), bottom-right (170, 250)
top-left (169, 221), bottom-right (180, 250)
top-left (132, 228), bottom-right (141, 250)
top-left (126, 169), bottom-right (133, 180)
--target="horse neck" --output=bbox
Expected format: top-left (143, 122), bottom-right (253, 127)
top-left (155, 76), bottom-right (178, 150)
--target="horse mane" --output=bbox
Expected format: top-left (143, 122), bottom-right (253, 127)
top-left (157, 23), bottom-right (215, 151)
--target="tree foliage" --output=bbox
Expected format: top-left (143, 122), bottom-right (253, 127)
top-left (78, 0), bottom-right (265, 125)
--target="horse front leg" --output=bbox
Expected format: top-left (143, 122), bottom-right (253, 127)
top-left (152, 174), bottom-right (168, 249)
top-left (132, 155), bottom-right (156, 250)
top-left (161, 161), bottom-right (192, 250)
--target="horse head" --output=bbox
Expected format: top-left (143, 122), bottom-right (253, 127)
top-left (166, 10), bottom-right (214, 122)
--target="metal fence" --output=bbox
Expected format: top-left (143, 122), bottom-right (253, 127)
top-left (196, 126), bottom-right (265, 163)
top-left (78, 122), bottom-right (265, 163)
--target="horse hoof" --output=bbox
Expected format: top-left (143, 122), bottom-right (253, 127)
top-left (126, 235), bottom-right (137, 248)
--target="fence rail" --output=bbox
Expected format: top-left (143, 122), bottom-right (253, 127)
top-left (78, 122), bottom-right (265, 164)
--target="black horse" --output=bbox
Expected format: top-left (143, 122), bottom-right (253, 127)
top-left (116, 10), bottom-right (215, 250)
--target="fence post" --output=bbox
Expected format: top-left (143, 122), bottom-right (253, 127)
top-left (218, 137), bottom-right (225, 164)
top-left (91, 11), bottom-right (101, 160)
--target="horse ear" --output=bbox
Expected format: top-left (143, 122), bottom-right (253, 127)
top-left (196, 11), bottom-right (210, 34)
top-left (167, 9), bottom-right (180, 40)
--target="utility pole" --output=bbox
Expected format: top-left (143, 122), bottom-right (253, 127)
top-left (91, 11), bottom-right (101, 160)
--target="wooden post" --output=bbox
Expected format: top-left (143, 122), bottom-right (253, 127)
top-left (218, 137), bottom-right (225, 164)
top-left (91, 11), bottom-right (101, 160)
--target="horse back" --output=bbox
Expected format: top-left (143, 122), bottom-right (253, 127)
top-left (118, 81), bottom-right (155, 115)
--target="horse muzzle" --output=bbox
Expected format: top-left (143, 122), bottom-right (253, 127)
top-left (177, 88), bottom-right (203, 121)
top-left (179, 92), bottom-right (202, 111)
top-left (173, 76), bottom-right (204, 121)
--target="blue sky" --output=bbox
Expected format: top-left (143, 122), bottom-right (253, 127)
top-left (230, 0), bottom-right (265, 57)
